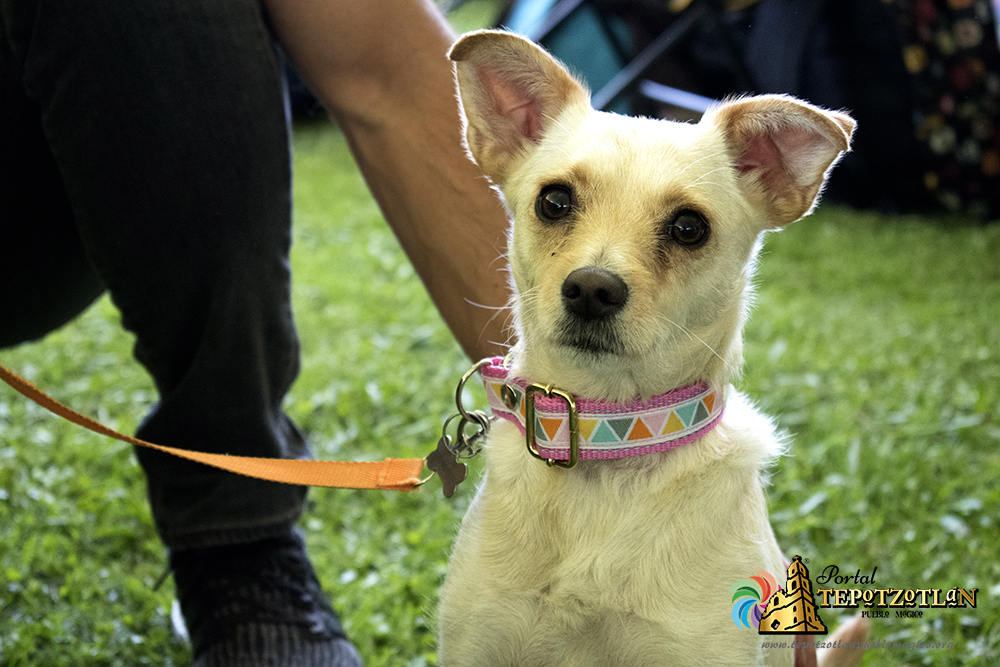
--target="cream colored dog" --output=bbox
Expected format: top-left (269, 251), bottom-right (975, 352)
top-left (439, 30), bottom-right (866, 667)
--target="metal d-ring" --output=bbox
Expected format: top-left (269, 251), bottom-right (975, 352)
top-left (455, 359), bottom-right (490, 422)
top-left (454, 414), bottom-right (488, 459)
top-left (450, 359), bottom-right (493, 459)
top-left (418, 359), bottom-right (495, 492)
top-left (524, 382), bottom-right (579, 469)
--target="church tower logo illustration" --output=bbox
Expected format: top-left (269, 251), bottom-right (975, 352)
top-left (758, 556), bottom-right (828, 635)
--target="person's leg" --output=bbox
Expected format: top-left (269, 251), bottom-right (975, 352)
top-left (0, 56), bottom-right (105, 348)
top-left (1, 1), bottom-right (359, 663)
top-left (6, 0), bottom-right (306, 549)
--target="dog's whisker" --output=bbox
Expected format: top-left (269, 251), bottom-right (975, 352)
top-left (467, 308), bottom-right (514, 354)
top-left (683, 181), bottom-right (723, 191)
top-left (514, 284), bottom-right (542, 304)
top-left (548, 144), bottom-right (572, 159)
top-left (676, 150), bottom-right (727, 176)
top-left (683, 166), bottom-right (730, 189)
top-left (540, 113), bottom-right (573, 158)
top-left (689, 167), bottom-right (728, 184)
top-left (489, 252), bottom-right (512, 270)
top-left (541, 111), bottom-right (570, 135)
top-left (658, 315), bottom-right (726, 365)
top-left (462, 298), bottom-right (509, 312)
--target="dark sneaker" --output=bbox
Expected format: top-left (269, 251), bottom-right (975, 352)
top-left (170, 530), bottom-right (362, 666)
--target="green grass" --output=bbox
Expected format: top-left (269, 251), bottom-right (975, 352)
top-left (2, 7), bottom-right (999, 664)
top-left (4, 142), bottom-right (998, 667)
top-left (743, 210), bottom-right (1000, 665)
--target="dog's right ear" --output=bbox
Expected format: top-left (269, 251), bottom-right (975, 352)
top-left (449, 30), bottom-right (589, 184)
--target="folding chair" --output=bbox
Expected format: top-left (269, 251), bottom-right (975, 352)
top-left (496, 0), bottom-right (759, 117)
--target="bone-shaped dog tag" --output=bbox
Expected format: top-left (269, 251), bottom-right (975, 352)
top-left (426, 435), bottom-right (467, 498)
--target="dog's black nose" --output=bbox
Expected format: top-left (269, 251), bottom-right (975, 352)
top-left (561, 267), bottom-right (628, 321)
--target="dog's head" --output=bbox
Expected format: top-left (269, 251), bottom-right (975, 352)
top-left (450, 30), bottom-right (854, 400)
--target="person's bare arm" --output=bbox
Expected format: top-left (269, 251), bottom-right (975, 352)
top-left (265, 0), bottom-right (511, 361)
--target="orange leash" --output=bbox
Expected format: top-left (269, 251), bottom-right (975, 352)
top-left (0, 362), bottom-right (426, 492)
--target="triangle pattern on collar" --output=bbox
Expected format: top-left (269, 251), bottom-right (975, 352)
top-left (479, 358), bottom-right (726, 461)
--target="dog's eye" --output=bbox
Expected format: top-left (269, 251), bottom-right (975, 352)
top-left (535, 185), bottom-right (573, 222)
top-left (667, 210), bottom-right (710, 248)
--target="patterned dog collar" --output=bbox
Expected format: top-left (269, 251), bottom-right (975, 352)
top-left (479, 357), bottom-right (725, 465)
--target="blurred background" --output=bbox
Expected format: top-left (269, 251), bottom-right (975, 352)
top-left (1, 2), bottom-right (997, 666)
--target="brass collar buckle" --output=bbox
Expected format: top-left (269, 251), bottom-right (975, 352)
top-left (523, 383), bottom-right (579, 469)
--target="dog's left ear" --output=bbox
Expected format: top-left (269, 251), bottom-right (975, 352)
top-left (449, 30), bottom-right (589, 184)
top-left (709, 95), bottom-right (855, 227)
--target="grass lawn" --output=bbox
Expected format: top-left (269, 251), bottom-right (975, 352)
top-left (2, 5), bottom-right (1000, 666)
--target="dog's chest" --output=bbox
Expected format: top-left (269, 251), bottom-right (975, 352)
top-left (439, 420), bottom-right (790, 666)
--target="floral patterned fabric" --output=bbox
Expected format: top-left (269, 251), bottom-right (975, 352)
top-left (891, 0), bottom-right (1000, 217)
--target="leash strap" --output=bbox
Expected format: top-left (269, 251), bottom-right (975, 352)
top-left (0, 362), bottom-right (424, 491)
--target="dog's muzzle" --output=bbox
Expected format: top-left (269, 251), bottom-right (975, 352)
top-left (561, 267), bottom-right (628, 321)
top-left (558, 267), bottom-right (628, 354)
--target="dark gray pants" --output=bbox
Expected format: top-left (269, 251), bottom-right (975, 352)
top-left (1, 0), bottom-right (310, 549)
